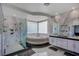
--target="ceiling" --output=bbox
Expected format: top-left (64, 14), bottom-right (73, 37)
top-left (4, 3), bottom-right (79, 16)
top-left (27, 15), bottom-right (48, 22)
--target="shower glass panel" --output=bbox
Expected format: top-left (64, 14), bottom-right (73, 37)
top-left (1, 17), bottom-right (27, 55)
top-left (0, 4), bottom-right (27, 55)
top-left (0, 4), bottom-right (5, 56)
top-left (19, 18), bottom-right (27, 48)
top-left (0, 22), bottom-right (2, 56)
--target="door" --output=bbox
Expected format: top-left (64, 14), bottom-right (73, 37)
top-left (19, 18), bottom-right (27, 48)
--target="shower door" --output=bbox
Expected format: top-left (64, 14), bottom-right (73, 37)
top-left (3, 17), bottom-right (21, 55)
top-left (3, 17), bottom-right (27, 55)
top-left (0, 23), bottom-right (3, 56)
top-left (0, 3), bottom-right (5, 56)
top-left (19, 18), bottom-right (27, 48)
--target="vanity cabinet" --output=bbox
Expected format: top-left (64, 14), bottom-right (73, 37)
top-left (74, 41), bottom-right (79, 53)
top-left (61, 39), bottom-right (68, 49)
top-left (49, 37), bottom-right (68, 49)
top-left (67, 40), bottom-right (75, 51)
top-left (56, 38), bottom-right (63, 47)
top-left (49, 37), bottom-right (53, 44)
top-left (52, 37), bottom-right (57, 46)
top-left (56, 38), bottom-right (68, 49)
top-left (49, 36), bottom-right (79, 54)
top-left (49, 37), bottom-right (57, 45)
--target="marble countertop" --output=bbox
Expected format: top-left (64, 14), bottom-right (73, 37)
top-left (49, 34), bottom-right (79, 41)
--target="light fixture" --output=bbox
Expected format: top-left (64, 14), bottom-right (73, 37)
top-left (55, 12), bottom-right (59, 15)
top-left (72, 7), bottom-right (75, 10)
top-left (44, 3), bottom-right (50, 6)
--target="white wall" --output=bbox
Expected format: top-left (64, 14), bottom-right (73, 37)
top-left (47, 17), bottom-right (54, 35)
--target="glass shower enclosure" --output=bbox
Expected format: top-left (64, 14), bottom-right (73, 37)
top-left (0, 4), bottom-right (27, 56)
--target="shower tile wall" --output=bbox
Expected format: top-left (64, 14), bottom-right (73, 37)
top-left (0, 4), bottom-right (4, 56)
top-left (3, 17), bottom-right (27, 55)
top-left (0, 34), bottom-right (1, 55)
top-left (0, 4), bottom-right (28, 56)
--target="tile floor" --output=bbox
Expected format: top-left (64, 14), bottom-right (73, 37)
top-left (5, 42), bottom-right (24, 55)
top-left (32, 45), bottom-right (66, 56)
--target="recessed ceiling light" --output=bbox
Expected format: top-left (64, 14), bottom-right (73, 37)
top-left (13, 14), bottom-right (16, 17)
top-left (55, 12), bottom-right (59, 15)
top-left (72, 7), bottom-right (76, 10)
top-left (44, 3), bottom-right (50, 6)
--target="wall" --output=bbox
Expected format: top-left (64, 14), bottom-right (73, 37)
top-left (47, 9), bottom-right (79, 36)
top-left (47, 17), bottom-right (54, 35)
top-left (47, 17), bottom-right (58, 35)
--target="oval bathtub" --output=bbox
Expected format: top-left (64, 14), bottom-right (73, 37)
top-left (26, 33), bottom-right (49, 45)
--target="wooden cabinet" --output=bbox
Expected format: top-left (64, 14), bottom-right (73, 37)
top-left (74, 41), bottom-right (79, 53)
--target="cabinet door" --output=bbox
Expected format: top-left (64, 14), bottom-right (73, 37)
top-left (56, 38), bottom-right (63, 48)
top-left (52, 37), bottom-right (57, 46)
top-left (62, 39), bottom-right (68, 49)
top-left (68, 40), bottom-right (75, 51)
top-left (74, 41), bottom-right (79, 53)
top-left (56, 38), bottom-right (68, 49)
top-left (49, 37), bottom-right (53, 44)
top-left (49, 37), bottom-right (56, 46)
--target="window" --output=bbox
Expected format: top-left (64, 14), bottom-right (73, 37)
top-left (39, 21), bottom-right (47, 33)
top-left (27, 22), bottom-right (37, 33)
top-left (27, 21), bottom-right (47, 34)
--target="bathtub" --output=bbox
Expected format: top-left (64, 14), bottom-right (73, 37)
top-left (26, 33), bottom-right (49, 45)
